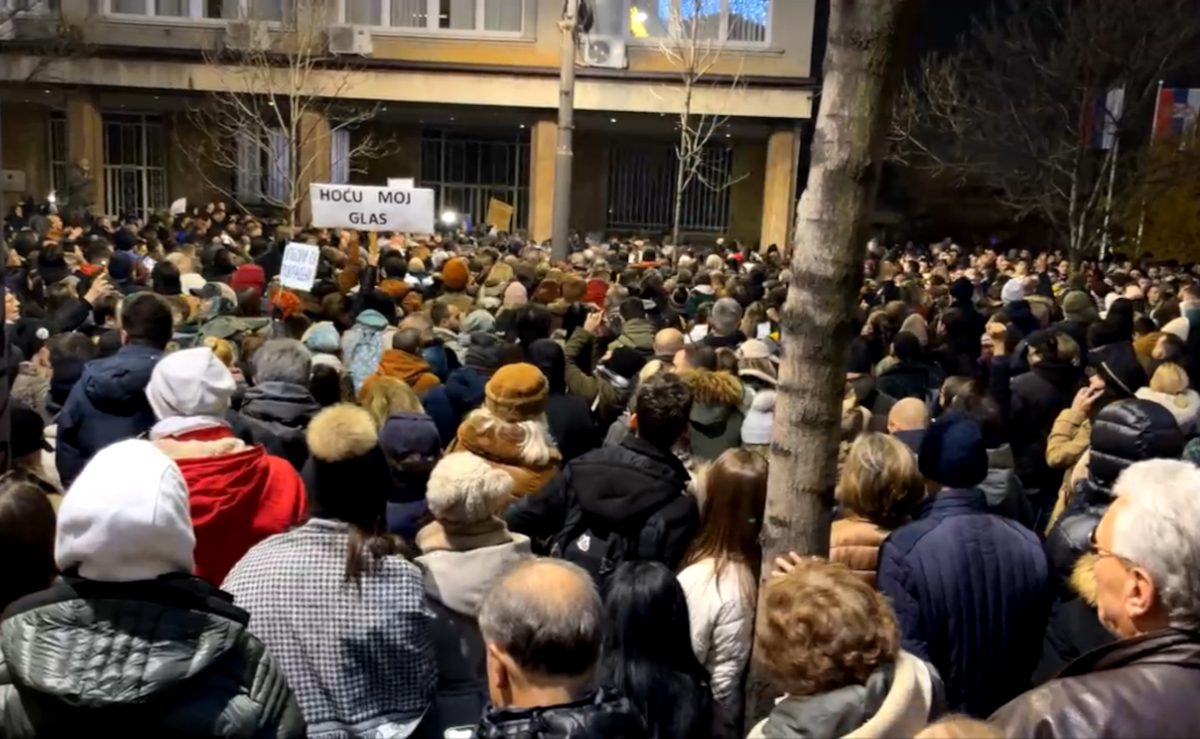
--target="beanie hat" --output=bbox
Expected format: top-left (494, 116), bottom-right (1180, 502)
top-left (11, 403), bottom-right (49, 459)
top-left (107, 251), bottom-right (137, 282)
top-left (303, 405), bottom-right (392, 530)
top-left (408, 257), bottom-right (426, 274)
top-left (532, 279), bottom-right (562, 305)
top-left (741, 390), bottom-right (775, 445)
top-left (57, 439), bottom-right (195, 581)
top-left (1001, 278), bottom-right (1026, 305)
top-left (303, 321), bottom-right (341, 355)
top-left (180, 272), bottom-right (206, 295)
top-left (146, 347), bottom-right (237, 420)
top-left (950, 276), bottom-right (974, 304)
top-left (442, 258), bottom-right (470, 291)
top-left (379, 279), bottom-right (410, 300)
top-left (504, 281), bottom-right (529, 307)
top-left (401, 291), bottom-right (424, 316)
top-left (426, 452), bottom-right (514, 526)
top-left (465, 332), bottom-right (503, 375)
top-left (1062, 291), bottom-right (1094, 323)
top-left (311, 353), bottom-right (344, 374)
top-left (485, 363), bottom-right (549, 422)
top-left (918, 412), bottom-right (989, 489)
top-left (562, 275), bottom-right (587, 303)
top-left (462, 309), bottom-right (496, 335)
top-left (231, 263), bottom-right (266, 297)
top-left (379, 411), bottom-right (442, 461)
top-left (603, 347), bottom-right (648, 380)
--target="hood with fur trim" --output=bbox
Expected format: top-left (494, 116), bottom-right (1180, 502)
top-left (1070, 552), bottom-right (1099, 607)
top-left (681, 370), bottom-right (745, 410)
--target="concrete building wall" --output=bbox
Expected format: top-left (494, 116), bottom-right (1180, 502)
top-left (1, 104), bottom-right (51, 212)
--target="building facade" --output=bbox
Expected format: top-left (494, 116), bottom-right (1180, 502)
top-left (1, 0), bottom-right (818, 245)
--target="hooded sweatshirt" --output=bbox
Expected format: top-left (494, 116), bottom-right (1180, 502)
top-left (373, 349), bottom-right (442, 396)
top-left (146, 348), bottom-right (307, 585)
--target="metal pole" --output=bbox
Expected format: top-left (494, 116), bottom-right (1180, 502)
top-left (551, 0), bottom-right (578, 262)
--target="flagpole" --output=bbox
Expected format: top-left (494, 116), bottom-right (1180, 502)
top-left (1138, 79), bottom-right (1165, 250)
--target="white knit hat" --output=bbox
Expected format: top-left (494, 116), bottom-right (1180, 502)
top-left (57, 439), bottom-right (195, 581)
top-left (741, 390), bottom-right (776, 445)
top-left (146, 347), bottom-right (237, 420)
top-left (426, 452), bottom-right (514, 526)
top-left (1001, 279), bottom-right (1025, 305)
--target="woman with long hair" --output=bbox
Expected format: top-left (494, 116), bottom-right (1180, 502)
top-left (599, 561), bottom-right (714, 739)
top-left (0, 478), bottom-right (56, 612)
top-left (677, 448), bottom-right (768, 737)
top-left (223, 404), bottom-right (435, 737)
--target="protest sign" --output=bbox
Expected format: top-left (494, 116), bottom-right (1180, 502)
top-left (486, 198), bottom-right (514, 232)
top-left (309, 184), bottom-right (435, 232)
top-left (386, 178), bottom-right (415, 189)
top-left (279, 242), bottom-right (320, 291)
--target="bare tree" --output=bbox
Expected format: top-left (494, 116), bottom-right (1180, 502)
top-left (892, 0), bottom-right (1200, 263)
top-left (183, 0), bottom-right (394, 227)
top-left (652, 0), bottom-right (748, 245)
top-left (745, 0), bottom-right (920, 727)
top-left (1, 0), bottom-right (91, 83)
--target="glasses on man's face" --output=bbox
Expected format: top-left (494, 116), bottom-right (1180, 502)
top-left (1089, 524), bottom-right (1134, 567)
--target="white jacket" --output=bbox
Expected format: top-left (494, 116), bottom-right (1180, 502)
top-left (677, 556), bottom-right (754, 731)
top-left (1136, 387), bottom-right (1200, 435)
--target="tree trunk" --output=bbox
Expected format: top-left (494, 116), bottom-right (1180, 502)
top-left (672, 150), bottom-right (686, 247)
top-left (744, 0), bottom-right (920, 728)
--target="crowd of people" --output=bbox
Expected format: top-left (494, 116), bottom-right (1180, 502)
top-left (2, 204), bottom-right (1200, 738)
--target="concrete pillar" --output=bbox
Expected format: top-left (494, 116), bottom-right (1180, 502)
top-left (66, 93), bottom-right (104, 216)
top-left (0, 104), bottom-right (50, 213)
top-left (760, 125), bottom-right (801, 252)
top-left (529, 117), bottom-right (558, 243)
top-left (298, 110), bottom-right (332, 225)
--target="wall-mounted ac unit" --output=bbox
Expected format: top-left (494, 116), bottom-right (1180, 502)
top-left (328, 24), bottom-right (373, 56)
top-left (580, 34), bottom-right (628, 70)
top-left (224, 20), bottom-right (271, 51)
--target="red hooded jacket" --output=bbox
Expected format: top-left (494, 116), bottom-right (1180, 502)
top-left (152, 426), bottom-right (307, 586)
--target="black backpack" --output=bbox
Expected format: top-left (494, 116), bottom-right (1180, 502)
top-left (552, 502), bottom-right (672, 591)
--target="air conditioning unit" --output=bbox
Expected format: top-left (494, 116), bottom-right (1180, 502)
top-left (580, 34), bottom-right (627, 70)
top-left (224, 20), bottom-right (271, 51)
top-left (328, 25), bottom-right (373, 56)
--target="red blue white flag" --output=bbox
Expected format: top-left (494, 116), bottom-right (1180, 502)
top-left (1153, 87), bottom-right (1200, 139)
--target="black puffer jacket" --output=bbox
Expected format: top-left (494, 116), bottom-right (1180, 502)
top-left (1037, 400), bottom-right (1184, 684)
top-left (473, 690), bottom-right (648, 739)
top-left (0, 575), bottom-right (305, 738)
top-left (1009, 360), bottom-right (1081, 497)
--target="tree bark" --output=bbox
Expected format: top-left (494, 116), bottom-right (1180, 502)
top-left (745, 0), bottom-right (920, 728)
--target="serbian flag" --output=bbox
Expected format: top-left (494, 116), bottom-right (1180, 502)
top-left (1080, 87), bottom-right (1124, 149)
top-left (1153, 87), bottom-right (1200, 139)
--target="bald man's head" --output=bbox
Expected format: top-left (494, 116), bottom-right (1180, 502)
top-left (654, 328), bottom-right (684, 359)
top-left (478, 559), bottom-right (604, 680)
top-left (888, 398), bottom-right (930, 433)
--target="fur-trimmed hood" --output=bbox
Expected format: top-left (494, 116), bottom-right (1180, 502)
top-left (680, 370), bottom-right (745, 409)
top-left (450, 412), bottom-right (562, 500)
top-left (1071, 552), bottom-right (1099, 607)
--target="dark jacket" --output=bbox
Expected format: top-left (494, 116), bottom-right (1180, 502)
top-left (681, 370), bottom-right (745, 462)
top-left (0, 575), bottom-right (305, 738)
top-left (876, 360), bottom-right (941, 402)
top-left (700, 330), bottom-right (747, 351)
top-left (1009, 360), bottom-right (1080, 496)
top-left (1056, 319), bottom-right (1091, 358)
top-left (949, 298), bottom-right (985, 360)
top-left (978, 445), bottom-right (1035, 529)
top-left (55, 343), bottom-right (162, 487)
top-left (504, 435), bottom-right (700, 572)
top-left (993, 629), bottom-right (1200, 738)
top-left (230, 381), bottom-right (322, 472)
top-left (876, 489), bottom-right (1049, 717)
top-left (423, 368), bottom-right (488, 448)
top-left (472, 689), bottom-right (648, 739)
top-left (528, 339), bottom-right (600, 463)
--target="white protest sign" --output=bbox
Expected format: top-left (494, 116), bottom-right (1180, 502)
top-left (387, 178), bottom-right (415, 189)
top-left (279, 242), bottom-right (321, 291)
top-left (310, 183), bottom-right (434, 232)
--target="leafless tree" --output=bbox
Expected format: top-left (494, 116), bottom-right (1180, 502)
top-left (1, 0), bottom-right (91, 83)
top-left (892, 0), bottom-right (1200, 263)
top-left (183, 0), bottom-right (394, 227)
top-left (652, 0), bottom-right (748, 246)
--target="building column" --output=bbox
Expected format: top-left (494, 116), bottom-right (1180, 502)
top-left (66, 93), bottom-right (104, 216)
top-left (298, 110), bottom-right (332, 225)
top-left (760, 125), bottom-right (801, 252)
top-left (529, 116), bottom-right (558, 243)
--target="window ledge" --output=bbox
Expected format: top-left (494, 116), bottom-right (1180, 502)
top-left (99, 13), bottom-right (283, 27)
top-left (360, 27), bottom-right (529, 42)
top-left (623, 37), bottom-right (780, 55)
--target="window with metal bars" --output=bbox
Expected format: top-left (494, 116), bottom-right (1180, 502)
top-left (48, 111), bottom-right (68, 199)
top-left (606, 141), bottom-right (733, 232)
top-left (102, 113), bottom-right (167, 219)
top-left (342, 0), bottom-right (522, 33)
top-left (420, 128), bottom-right (530, 233)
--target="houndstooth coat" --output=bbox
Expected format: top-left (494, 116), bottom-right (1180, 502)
top-left (223, 518), bottom-right (436, 739)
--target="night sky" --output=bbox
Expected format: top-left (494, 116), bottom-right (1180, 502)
top-left (914, 0), bottom-right (987, 54)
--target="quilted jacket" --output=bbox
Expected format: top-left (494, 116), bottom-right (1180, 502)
top-left (472, 690), bottom-right (648, 739)
top-left (0, 574), bottom-right (304, 738)
top-left (876, 489), bottom-right (1049, 717)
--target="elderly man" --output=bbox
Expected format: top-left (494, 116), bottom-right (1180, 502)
top-left (470, 559), bottom-right (647, 738)
top-left (653, 328), bottom-right (684, 365)
top-left (887, 397), bottom-right (930, 454)
top-left (231, 338), bottom-right (321, 471)
top-left (702, 297), bottom-right (745, 349)
top-left (991, 459), bottom-right (1200, 737)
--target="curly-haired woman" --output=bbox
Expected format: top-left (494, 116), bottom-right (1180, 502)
top-left (749, 559), bottom-right (946, 738)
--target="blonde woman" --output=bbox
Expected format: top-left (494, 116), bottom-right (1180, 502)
top-left (1136, 361), bottom-right (1200, 434)
top-left (831, 433), bottom-right (926, 586)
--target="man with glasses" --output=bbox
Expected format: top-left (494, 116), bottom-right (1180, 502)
top-left (992, 459), bottom-right (1200, 737)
